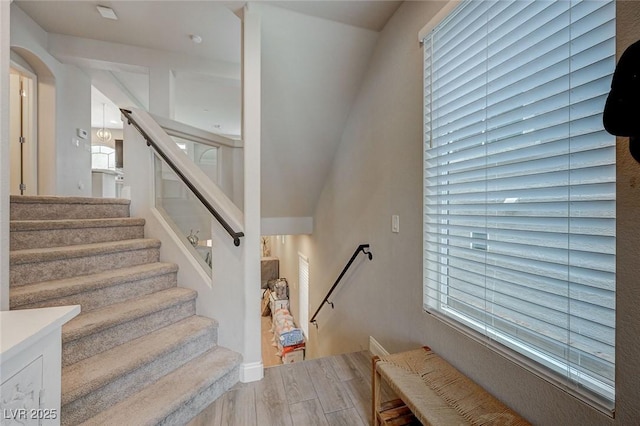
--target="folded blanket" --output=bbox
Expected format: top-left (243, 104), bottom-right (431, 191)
top-left (279, 328), bottom-right (304, 347)
top-left (281, 342), bottom-right (305, 354)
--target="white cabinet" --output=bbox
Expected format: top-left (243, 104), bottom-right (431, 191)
top-left (1, 306), bottom-right (80, 425)
top-left (2, 357), bottom-right (43, 425)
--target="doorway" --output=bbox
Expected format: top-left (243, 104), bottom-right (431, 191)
top-left (9, 66), bottom-right (38, 195)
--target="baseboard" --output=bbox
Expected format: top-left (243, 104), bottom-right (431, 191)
top-left (369, 336), bottom-right (389, 357)
top-left (239, 361), bottom-right (263, 383)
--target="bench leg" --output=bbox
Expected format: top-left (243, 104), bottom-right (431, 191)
top-left (372, 356), bottom-right (381, 426)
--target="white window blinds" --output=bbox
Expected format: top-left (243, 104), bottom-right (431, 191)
top-left (423, 0), bottom-right (615, 409)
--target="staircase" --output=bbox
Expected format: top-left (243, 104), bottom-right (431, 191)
top-left (9, 195), bottom-right (242, 425)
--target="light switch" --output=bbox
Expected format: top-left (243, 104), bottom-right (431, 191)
top-left (392, 215), bottom-right (400, 233)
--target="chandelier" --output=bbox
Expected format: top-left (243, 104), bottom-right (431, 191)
top-left (97, 103), bottom-right (112, 142)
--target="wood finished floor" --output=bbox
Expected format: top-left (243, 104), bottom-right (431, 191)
top-left (187, 350), bottom-right (397, 426)
top-left (261, 315), bottom-right (283, 368)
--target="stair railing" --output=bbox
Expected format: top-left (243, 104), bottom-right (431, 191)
top-left (310, 244), bottom-right (373, 327)
top-left (121, 108), bottom-right (244, 247)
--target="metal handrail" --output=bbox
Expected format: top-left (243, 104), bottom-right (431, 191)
top-left (121, 108), bottom-right (244, 247)
top-left (310, 244), bottom-right (373, 326)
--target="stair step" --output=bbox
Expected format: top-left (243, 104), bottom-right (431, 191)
top-left (10, 195), bottom-right (131, 220)
top-left (80, 346), bottom-right (242, 426)
top-left (10, 239), bottom-right (161, 287)
top-left (10, 262), bottom-right (179, 311)
top-left (10, 218), bottom-right (145, 250)
top-left (8, 195), bottom-right (235, 423)
top-left (61, 315), bottom-right (218, 425)
top-left (62, 287), bottom-right (198, 366)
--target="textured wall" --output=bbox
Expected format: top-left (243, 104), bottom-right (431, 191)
top-left (277, 1), bottom-right (640, 424)
top-left (612, 2), bottom-right (640, 424)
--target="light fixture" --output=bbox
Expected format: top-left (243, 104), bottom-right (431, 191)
top-left (190, 34), bottom-right (203, 44)
top-left (96, 103), bottom-right (112, 142)
top-left (97, 5), bottom-right (118, 20)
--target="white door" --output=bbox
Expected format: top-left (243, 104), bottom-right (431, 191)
top-left (9, 67), bottom-right (37, 195)
top-left (298, 253), bottom-right (309, 339)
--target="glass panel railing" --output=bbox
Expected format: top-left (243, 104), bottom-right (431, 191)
top-left (120, 108), bottom-right (244, 254)
top-left (153, 152), bottom-right (213, 274)
top-left (170, 136), bottom-right (219, 185)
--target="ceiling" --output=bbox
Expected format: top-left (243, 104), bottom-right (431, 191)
top-left (14, 0), bottom-right (402, 219)
top-left (15, 1), bottom-right (401, 134)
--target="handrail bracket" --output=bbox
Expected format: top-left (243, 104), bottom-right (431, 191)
top-left (362, 246), bottom-right (373, 260)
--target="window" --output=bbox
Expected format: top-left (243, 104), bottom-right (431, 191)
top-left (91, 145), bottom-right (116, 170)
top-left (422, 0), bottom-right (615, 410)
top-left (299, 253), bottom-right (310, 339)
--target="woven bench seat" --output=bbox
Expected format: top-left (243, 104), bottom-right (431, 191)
top-left (372, 347), bottom-right (530, 425)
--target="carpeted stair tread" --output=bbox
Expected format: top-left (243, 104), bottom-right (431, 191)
top-left (80, 346), bottom-right (242, 426)
top-left (10, 238), bottom-right (161, 265)
top-left (10, 217), bottom-right (145, 231)
top-left (10, 218), bottom-right (147, 250)
top-left (10, 195), bottom-right (131, 205)
top-left (61, 315), bottom-right (217, 406)
top-left (62, 287), bottom-right (196, 343)
top-left (10, 195), bottom-right (131, 220)
top-left (10, 262), bottom-right (178, 309)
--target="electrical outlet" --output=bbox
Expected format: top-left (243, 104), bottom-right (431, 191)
top-left (392, 215), bottom-right (400, 233)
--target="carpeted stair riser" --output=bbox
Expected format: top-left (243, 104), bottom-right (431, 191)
top-left (10, 218), bottom-right (145, 250)
top-left (10, 239), bottom-right (161, 286)
top-left (10, 195), bottom-right (130, 220)
top-left (62, 289), bottom-right (198, 366)
top-left (10, 263), bottom-right (179, 312)
top-left (80, 347), bottom-right (242, 426)
top-left (156, 354), bottom-right (241, 426)
top-left (61, 317), bottom-right (218, 425)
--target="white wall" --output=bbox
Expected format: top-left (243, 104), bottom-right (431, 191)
top-left (258, 4), bottom-right (379, 222)
top-left (279, 1), bottom-right (640, 425)
top-left (10, 4), bottom-right (92, 196)
top-left (240, 4), bottom-right (263, 382)
top-left (1, 0), bottom-right (10, 311)
top-left (55, 64), bottom-right (91, 195)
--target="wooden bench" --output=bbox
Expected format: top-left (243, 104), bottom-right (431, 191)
top-left (372, 347), bottom-right (530, 425)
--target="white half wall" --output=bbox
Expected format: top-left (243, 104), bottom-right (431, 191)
top-left (122, 118), bottom-right (247, 358)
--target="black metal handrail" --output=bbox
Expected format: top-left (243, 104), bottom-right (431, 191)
top-left (310, 244), bottom-right (373, 326)
top-left (120, 108), bottom-right (244, 247)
